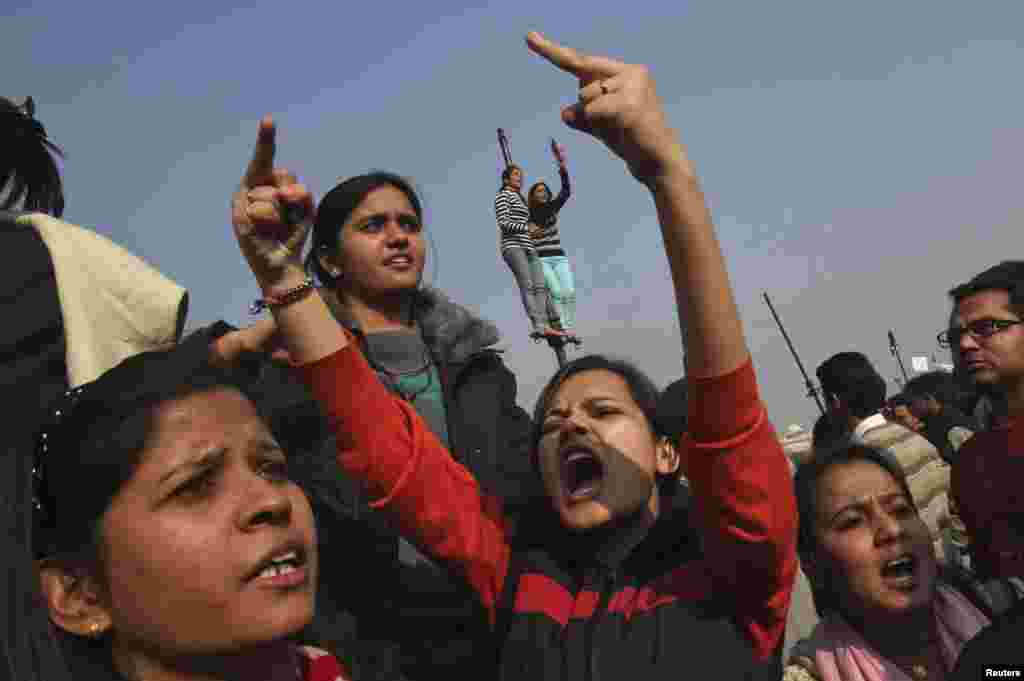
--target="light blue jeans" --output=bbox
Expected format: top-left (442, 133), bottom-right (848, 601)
top-left (540, 255), bottom-right (576, 331)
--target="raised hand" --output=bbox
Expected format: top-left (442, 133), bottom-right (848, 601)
top-left (526, 32), bottom-right (692, 184)
top-left (551, 139), bottom-right (568, 169)
top-left (231, 116), bottom-right (315, 292)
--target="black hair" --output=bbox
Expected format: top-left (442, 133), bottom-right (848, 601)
top-left (793, 443), bottom-right (915, 617)
top-left (531, 355), bottom-right (678, 498)
top-left (811, 412), bottom-right (850, 453)
top-left (949, 261), bottom-right (1024, 314)
top-left (902, 371), bottom-right (973, 416)
top-left (5, 334), bottom-right (268, 681)
top-left (500, 164), bottom-right (522, 189)
top-left (305, 171), bottom-right (424, 287)
top-left (655, 377), bottom-right (688, 445)
top-left (816, 352), bottom-right (887, 418)
top-left (1, 96), bottom-right (65, 217)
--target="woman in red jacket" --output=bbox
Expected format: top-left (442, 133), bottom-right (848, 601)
top-left (231, 32), bottom-right (797, 680)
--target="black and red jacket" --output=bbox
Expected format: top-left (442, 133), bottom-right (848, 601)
top-left (301, 339), bottom-right (798, 680)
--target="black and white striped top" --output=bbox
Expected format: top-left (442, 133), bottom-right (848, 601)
top-left (530, 168), bottom-right (571, 258)
top-left (494, 187), bottom-right (534, 253)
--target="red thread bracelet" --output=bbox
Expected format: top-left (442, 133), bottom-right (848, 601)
top-left (250, 277), bottom-right (316, 314)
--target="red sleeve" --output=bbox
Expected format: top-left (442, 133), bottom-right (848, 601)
top-left (302, 649), bottom-right (350, 681)
top-left (681, 358), bottom-right (798, 661)
top-left (297, 340), bottom-right (511, 620)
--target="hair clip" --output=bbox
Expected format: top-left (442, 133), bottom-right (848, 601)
top-left (33, 385), bottom-right (88, 528)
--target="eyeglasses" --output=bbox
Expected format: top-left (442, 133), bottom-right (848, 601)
top-left (937, 319), bottom-right (1024, 348)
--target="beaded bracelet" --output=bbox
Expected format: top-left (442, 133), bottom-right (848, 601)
top-left (250, 277), bottom-right (316, 314)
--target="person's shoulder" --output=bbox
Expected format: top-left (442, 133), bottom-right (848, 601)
top-left (953, 600), bottom-right (1024, 678)
top-left (954, 426), bottom-right (1003, 468)
top-left (961, 425), bottom-right (1002, 446)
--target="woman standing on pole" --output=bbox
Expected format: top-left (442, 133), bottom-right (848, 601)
top-left (528, 140), bottom-right (577, 340)
top-left (495, 163), bottom-right (563, 339)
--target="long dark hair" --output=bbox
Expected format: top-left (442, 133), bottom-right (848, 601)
top-left (1, 96), bottom-right (65, 217)
top-left (305, 171), bottom-right (424, 288)
top-left (3, 330), bottom-right (267, 681)
top-left (526, 181), bottom-right (551, 212)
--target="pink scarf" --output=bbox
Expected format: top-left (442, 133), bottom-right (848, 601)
top-left (790, 584), bottom-right (990, 681)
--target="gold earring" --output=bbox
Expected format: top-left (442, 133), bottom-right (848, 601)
top-left (89, 621), bottom-right (104, 638)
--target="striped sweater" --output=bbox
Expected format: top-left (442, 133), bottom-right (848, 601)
top-left (529, 168), bottom-right (571, 258)
top-left (494, 187), bottom-right (533, 253)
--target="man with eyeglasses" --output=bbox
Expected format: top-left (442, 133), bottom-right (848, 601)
top-left (947, 261), bottom-right (1024, 586)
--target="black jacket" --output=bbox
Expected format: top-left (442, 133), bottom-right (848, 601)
top-left (0, 211), bottom-right (67, 437)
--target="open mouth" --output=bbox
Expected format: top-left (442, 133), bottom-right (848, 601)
top-left (561, 449), bottom-right (604, 502)
top-left (384, 255), bottom-right (414, 268)
top-left (962, 355), bottom-right (990, 370)
top-left (880, 554), bottom-right (918, 587)
top-left (248, 545), bottom-right (309, 587)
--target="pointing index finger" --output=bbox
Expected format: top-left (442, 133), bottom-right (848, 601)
top-left (526, 32), bottom-right (584, 76)
top-left (243, 115), bottom-right (276, 188)
top-left (526, 31), bottom-right (624, 81)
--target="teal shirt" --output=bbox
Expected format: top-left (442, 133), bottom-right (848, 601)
top-left (389, 363), bottom-right (450, 448)
top-left (362, 330), bottom-right (450, 448)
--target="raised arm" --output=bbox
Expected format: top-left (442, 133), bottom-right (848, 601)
top-left (526, 34), bottom-right (744, 376)
top-left (530, 147), bottom-right (571, 227)
top-left (527, 32), bottom-right (797, 659)
top-left (548, 143), bottom-right (572, 212)
top-left (229, 117), bottom-right (511, 619)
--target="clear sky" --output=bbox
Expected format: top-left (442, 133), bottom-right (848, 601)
top-left (5, 0), bottom-right (1023, 429)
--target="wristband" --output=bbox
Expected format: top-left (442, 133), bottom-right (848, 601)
top-left (250, 277), bottom-right (316, 314)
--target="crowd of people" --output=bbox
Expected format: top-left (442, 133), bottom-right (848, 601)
top-left (2, 31), bottom-right (1022, 681)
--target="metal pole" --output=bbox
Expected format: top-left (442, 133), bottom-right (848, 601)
top-left (550, 337), bottom-right (567, 368)
top-left (763, 292), bottom-right (826, 415)
top-left (888, 330), bottom-right (910, 382)
top-left (497, 128), bottom-right (512, 168)
top-left (532, 333), bottom-right (582, 368)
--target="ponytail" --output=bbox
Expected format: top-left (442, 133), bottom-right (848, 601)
top-left (1, 96), bottom-right (65, 217)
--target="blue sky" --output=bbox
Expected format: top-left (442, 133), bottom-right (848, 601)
top-left (5, 0), bottom-right (1024, 429)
